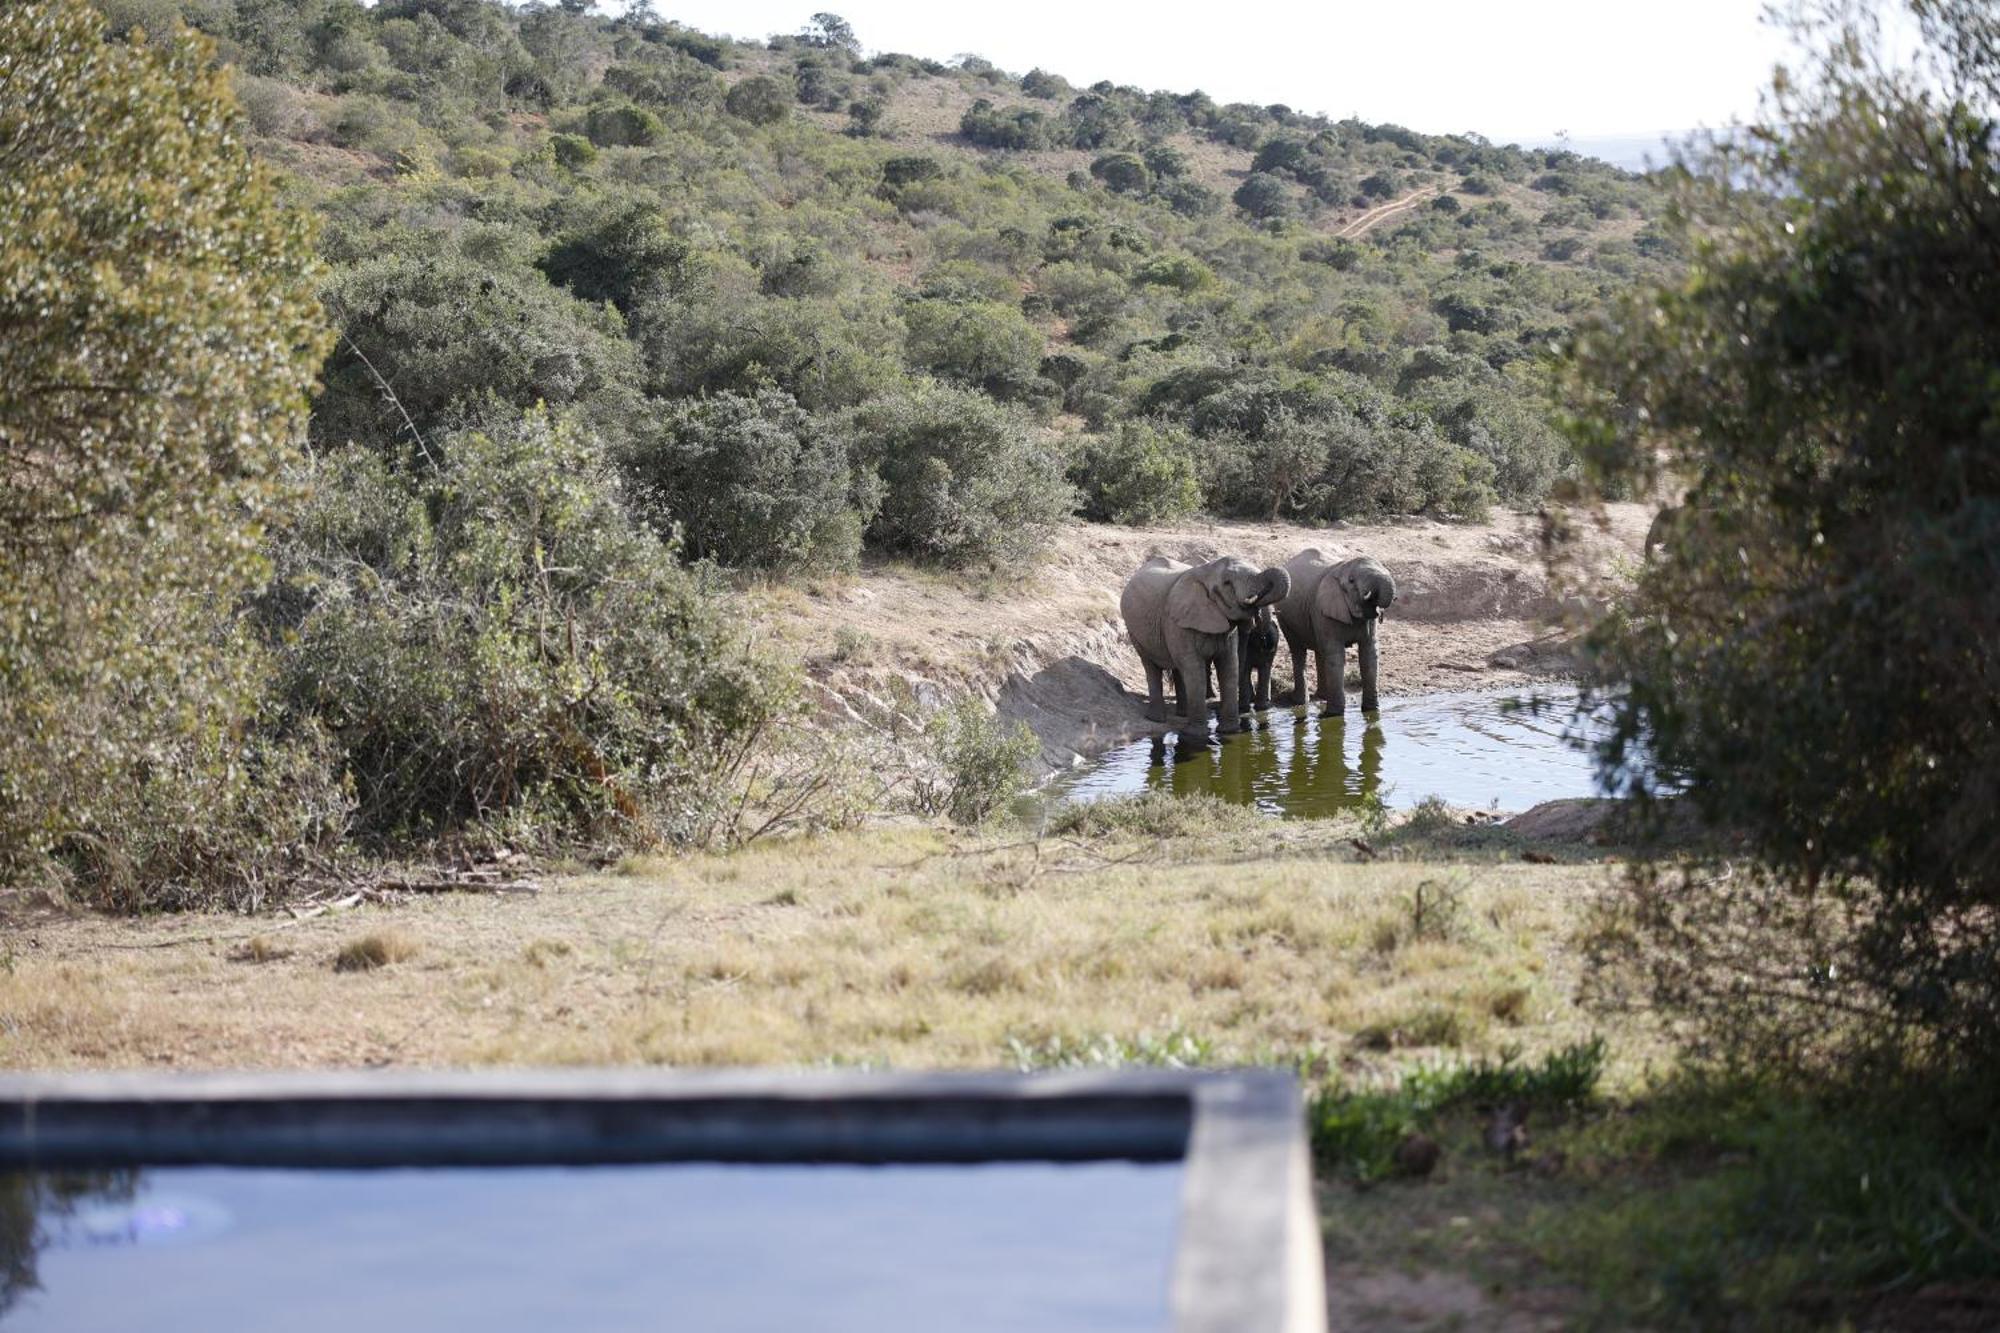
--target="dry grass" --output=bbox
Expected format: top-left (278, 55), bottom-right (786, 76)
top-left (333, 928), bottom-right (419, 973)
top-left (0, 823), bottom-right (1654, 1076)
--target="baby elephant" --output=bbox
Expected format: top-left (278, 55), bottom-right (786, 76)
top-left (1236, 603), bottom-right (1281, 714)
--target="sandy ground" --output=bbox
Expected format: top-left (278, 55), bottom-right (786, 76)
top-left (760, 506), bottom-right (1650, 770)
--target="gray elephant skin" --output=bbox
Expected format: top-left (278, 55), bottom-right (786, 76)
top-left (1121, 556), bottom-right (1292, 736)
top-left (1236, 603), bottom-right (1281, 714)
top-left (1275, 550), bottom-right (1396, 716)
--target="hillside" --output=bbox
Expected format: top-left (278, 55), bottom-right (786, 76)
top-left (113, 0), bottom-right (1681, 547)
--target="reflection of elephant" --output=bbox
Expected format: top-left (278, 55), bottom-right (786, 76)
top-left (1121, 555), bottom-right (1292, 736)
top-left (1276, 549), bottom-right (1396, 717)
top-left (1236, 604), bottom-right (1281, 714)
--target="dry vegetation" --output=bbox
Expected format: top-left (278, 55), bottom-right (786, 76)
top-left (0, 821), bottom-right (1637, 1075)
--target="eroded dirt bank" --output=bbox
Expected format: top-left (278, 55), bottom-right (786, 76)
top-left (759, 506), bottom-right (1650, 772)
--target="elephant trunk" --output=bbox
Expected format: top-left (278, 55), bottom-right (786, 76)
top-left (1251, 566), bottom-right (1291, 609)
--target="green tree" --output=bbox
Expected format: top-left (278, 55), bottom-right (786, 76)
top-left (800, 12), bottom-right (858, 52)
top-left (1232, 171), bottom-right (1293, 219)
top-left (851, 382), bottom-right (1074, 566)
top-left (0, 1), bottom-right (333, 893)
top-left (1088, 151), bottom-right (1150, 195)
top-left (1562, 0), bottom-right (2000, 1075)
top-left (624, 387), bottom-right (877, 572)
top-left (724, 74), bottom-right (790, 124)
top-left (1072, 422), bottom-right (1202, 524)
top-left (273, 410), bottom-right (786, 844)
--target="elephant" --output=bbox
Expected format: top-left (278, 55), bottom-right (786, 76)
top-left (1236, 603), bottom-right (1281, 714)
top-left (1275, 549), bottom-right (1396, 717)
top-left (1120, 555), bottom-right (1292, 737)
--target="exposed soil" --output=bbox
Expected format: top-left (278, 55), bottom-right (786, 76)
top-left (761, 506), bottom-right (1650, 772)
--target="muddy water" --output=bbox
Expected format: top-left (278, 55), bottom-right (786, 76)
top-left (1046, 688), bottom-right (1621, 819)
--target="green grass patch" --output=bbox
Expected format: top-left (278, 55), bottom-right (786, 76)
top-left (1308, 1039), bottom-right (1606, 1183)
top-left (1534, 1073), bottom-right (2000, 1328)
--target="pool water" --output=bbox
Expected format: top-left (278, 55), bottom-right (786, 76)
top-left (1043, 687), bottom-right (1625, 819)
top-left (1, 1162), bottom-right (1182, 1332)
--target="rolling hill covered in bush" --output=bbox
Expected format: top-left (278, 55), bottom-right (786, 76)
top-left (111, 0), bottom-right (1679, 570)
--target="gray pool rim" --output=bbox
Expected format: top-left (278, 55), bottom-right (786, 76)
top-left (0, 1067), bottom-right (1322, 1333)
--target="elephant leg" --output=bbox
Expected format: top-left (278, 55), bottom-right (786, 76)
top-left (1170, 669), bottom-right (1187, 715)
top-left (1215, 646), bottom-right (1243, 735)
top-left (1255, 661), bottom-right (1274, 711)
top-left (1288, 643), bottom-right (1309, 709)
top-left (1144, 659), bottom-right (1167, 723)
top-left (1236, 630), bottom-right (1255, 716)
top-left (1172, 649), bottom-right (1212, 737)
top-left (1319, 633), bottom-right (1347, 717)
top-left (1359, 626), bottom-right (1380, 714)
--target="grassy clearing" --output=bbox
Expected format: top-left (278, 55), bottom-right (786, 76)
top-left (13, 814), bottom-right (1970, 1326)
top-left (0, 821), bottom-right (1635, 1076)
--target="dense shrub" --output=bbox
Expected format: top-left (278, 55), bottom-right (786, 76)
top-left (960, 98), bottom-right (1051, 149)
top-left (1088, 151), bottom-right (1150, 195)
top-left (582, 100), bottom-right (662, 147)
top-left (318, 251), bottom-right (641, 456)
top-left (272, 411), bottom-right (788, 845)
top-left (724, 74), bottom-right (790, 124)
top-left (902, 296), bottom-right (1048, 402)
top-left (918, 700), bottom-right (1038, 825)
top-left (539, 201), bottom-right (692, 313)
top-left (851, 383), bottom-right (1075, 566)
top-left (0, 1), bottom-right (334, 904)
top-left (1232, 172), bottom-right (1293, 219)
top-left (1072, 422), bottom-right (1202, 525)
top-left (623, 388), bottom-right (876, 572)
top-left (1564, 4), bottom-right (2000, 1079)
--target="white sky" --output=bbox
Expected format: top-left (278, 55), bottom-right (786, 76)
top-left (637, 0), bottom-right (1806, 140)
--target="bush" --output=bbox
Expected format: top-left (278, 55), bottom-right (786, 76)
top-left (919, 700), bottom-right (1037, 825)
top-left (901, 296), bottom-right (1047, 401)
top-left (623, 387), bottom-right (877, 572)
top-left (0, 1), bottom-right (334, 904)
top-left (539, 201), bottom-right (692, 313)
top-left (851, 382), bottom-right (1075, 566)
top-left (583, 100), bottom-right (662, 147)
top-left (1358, 170), bottom-right (1399, 198)
top-left (1072, 422), bottom-right (1202, 524)
top-left (271, 410), bottom-right (789, 846)
top-left (959, 98), bottom-right (1050, 150)
top-left (318, 250), bottom-right (642, 457)
top-left (881, 154), bottom-right (942, 188)
top-left (1088, 151), bottom-right (1150, 195)
top-left (1232, 172), bottom-right (1293, 219)
top-left (724, 75), bottom-right (791, 124)
top-left (1019, 67), bottom-right (1067, 99)
top-left (1562, 5), bottom-right (2000, 1079)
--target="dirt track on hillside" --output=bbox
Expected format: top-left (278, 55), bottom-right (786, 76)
top-left (760, 507), bottom-right (1650, 773)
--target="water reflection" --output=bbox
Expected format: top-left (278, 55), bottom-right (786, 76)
top-left (1142, 715), bottom-right (1386, 817)
top-left (1050, 688), bottom-right (1620, 819)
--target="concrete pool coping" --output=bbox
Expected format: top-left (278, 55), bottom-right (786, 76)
top-left (0, 1067), bottom-right (1323, 1333)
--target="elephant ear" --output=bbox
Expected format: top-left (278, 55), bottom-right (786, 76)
top-left (1318, 564), bottom-right (1361, 624)
top-left (1169, 570), bottom-right (1233, 635)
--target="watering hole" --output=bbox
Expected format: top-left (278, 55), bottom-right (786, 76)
top-left (1042, 687), bottom-right (1627, 819)
top-left (2, 1163), bottom-right (1182, 1332)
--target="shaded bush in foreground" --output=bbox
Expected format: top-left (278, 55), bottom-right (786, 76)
top-left (272, 410), bottom-right (790, 846)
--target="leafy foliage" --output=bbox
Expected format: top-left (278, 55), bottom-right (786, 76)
top-left (623, 387), bottom-right (877, 572)
top-left (1561, 2), bottom-right (2000, 1079)
top-left (0, 1), bottom-right (333, 902)
top-left (270, 410), bottom-right (788, 846)
top-left (853, 382), bottom-right (1075, 566)
top-left (1072, 422), bottom-right (1202, 525)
